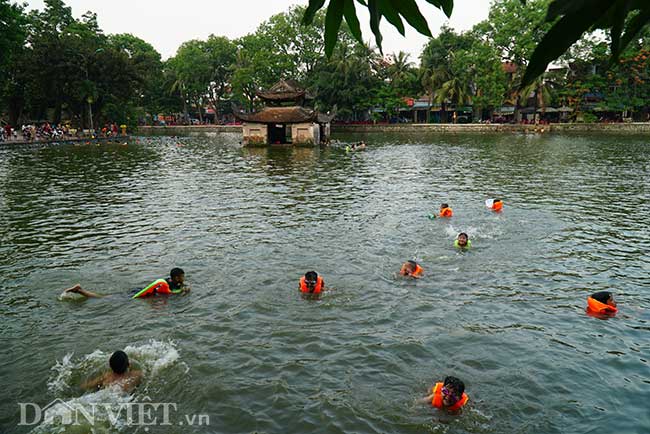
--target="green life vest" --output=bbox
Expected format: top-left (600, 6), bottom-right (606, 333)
top-left (454, 239), bottom-right (472, 249)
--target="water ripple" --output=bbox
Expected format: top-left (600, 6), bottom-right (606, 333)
top-left (1, 134), bottom-right (649, 433)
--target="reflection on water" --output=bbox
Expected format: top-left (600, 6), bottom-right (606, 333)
top-left (1, 133), bottom-right (649, 434)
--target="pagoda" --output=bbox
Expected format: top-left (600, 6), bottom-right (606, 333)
top-left (235, 80), bottom-right (333, 146)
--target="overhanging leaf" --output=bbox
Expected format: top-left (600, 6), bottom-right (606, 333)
top-left (522, 1), bottom-right (614, 87)
top-left (618, 6), bottom-right (650, 58)
top-left (439, 0), bottom-right (453, 18)
top-left (546, 0), bottom-right (592, 21)
top-left (393, 0), bottom-right (432, 37)
top-left (609, 1), bottom-right (631, 60)
top-left (343, 0), bottom-right (363, 44)
top-left (368, 0), bottom-right (383, 52)
top-left (423, 0), bottom-right (453, 18)
top-left (382, 0), bottom-right (406, 36)
top-left (324, 0), bottom-right (345, 57)
top-left (303, 0), bottom-right (327, 25)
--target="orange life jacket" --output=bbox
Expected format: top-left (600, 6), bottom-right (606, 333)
top-left (299, 276), bottom-right (324, 294)
top-left (132, 278), bottom-right (175, 299)
top-left (492, 201), bottom-right (503, 212)
top-left (587, 296), bottom-right (618, 315)
top-left (431, 382), bottom-right (468, 412)
top-left (401, 263), bottom-right (423, 277)
top-left (440, 207), bottom-right (453, 217)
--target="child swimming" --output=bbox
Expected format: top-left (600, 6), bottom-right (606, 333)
top-left (454, 232), bottom-right (471, 249)
top-left (419, 376), bottom-right (469, 413)
top-left (399, 260), bottom-right (424, 278)
top-left (62, 268), bottom-right (189, 299)
top-left (82, 350), bottom-right (142, 393)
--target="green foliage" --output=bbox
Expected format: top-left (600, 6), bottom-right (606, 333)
top-left (166, 36), bottom-right (238, 120)
top-left (2, 0), bottom-right (162, 127)
top-left (204, 35), bottom-right (237, 116)
top-left (0, 0), bottom-right (28, 80)
top-left (477, 0), bottom-right (553, 67)
top-left (6, 0), bottom-right (650, 127)
top-left (580, 112), bottom-right (598, 123)
top-left (109, 34), bottom-right (164, 113)
top-left (309, 0), bottom-right (650, 89)
top-left (523, 0), bottom-right (650, 86)
top-left (310, 43), bottom-right (383, 120)
top-left (304, 0), bottom-right (454, 55)
top-left (0, 0), bottom-right (29, 124)
top-left (420, 27), bottom-right (505, 119)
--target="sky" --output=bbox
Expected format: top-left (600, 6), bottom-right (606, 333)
top-left (25, 0), bottom-right (491, 62)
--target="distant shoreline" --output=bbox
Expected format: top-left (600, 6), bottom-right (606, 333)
top-left (137, 123), bottom-right (650, 137)
top-left (0, 136), bottom-right (131, 147)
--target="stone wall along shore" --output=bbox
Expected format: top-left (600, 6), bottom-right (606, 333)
top-left (137, 123), bottom-right (650, 137)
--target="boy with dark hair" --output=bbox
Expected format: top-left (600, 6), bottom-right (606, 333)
top-left (439, 203), bottom-right (453, 218)
top-left (419, 376), bottom-right (469, 412)
top-left (82, 350), bottom-right (142, 392)
top-left (167, 267), bottom-right (186, 291)
top-left (587, 291), bottom-right (618, 315)
top-left (62, 268), bottom-right (189, 299)
top-left (429, 203), bottom-right (453, 219)
top-left (399, 260), bottom-right (424, 278)
top-left (299, 271), bottom-right (325, 294)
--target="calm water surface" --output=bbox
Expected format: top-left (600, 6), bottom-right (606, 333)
top-left (1, 132), bottom-right (649, 433)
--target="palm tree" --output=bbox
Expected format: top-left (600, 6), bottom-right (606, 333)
top-left (518, 76), bottom-right (553, 123)
top-left (435, 75), bottom-right (472, 123)
top-left (169, 75), bottom-right (189, 123)
top-left (421, 65), bottom-right (451, 123)
top-left (388, 51), bottom-right (413, 84)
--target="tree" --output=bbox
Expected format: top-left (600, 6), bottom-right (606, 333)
top-left (168, 40), bottom-right (212, 123)
top-left (311, 42), bottom-right (382, 120)
top-left (0, 0), bottom-right (29, 125)
top-left (2, 0), bottom-right (154, 128)
top-left (109, 33), bottom-right (164, 116)
top-left (449, 34), bottom-right (506, 120)
top-left (231, 33), bottom-right (279, 111)
top-left (385, 51), bottom-right (421, 97)
top-left (21, 0), bottom-right (78, 123)
top-left (518, 76), bottom-right (553, 121)
top-left (203, 35), bottom-right (237, 119)
top-left (420, 27), bottom-right (474, 122)
top-left (434, 71), bottom-right (472, 118)
top-left (231, 6), bottom-right (358, 112)
top-left (258, 6), bottom-right (331, 79)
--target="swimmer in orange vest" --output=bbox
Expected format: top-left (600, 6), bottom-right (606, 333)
top-left (299, 271), bottom-right (325, 294)
top-left (419, 376), bottom-right (469, 413)
top-left (438, 203), bottom-right (453, 218)
top-left (428, 203), bottom-right (453, 219)
top-left (82, 350), bottom-right (143, 393)
top-left (399, 260), bottom-right (424, 278)
top-left (586, 291), bottom-right (618, 316)
top-left (486, 198), bottom-right (503, 212)
top-left (62, 268), bottom-right (189, 298)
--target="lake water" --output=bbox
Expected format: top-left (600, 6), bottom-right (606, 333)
top-left (1, 132), bottom-right (649, 434)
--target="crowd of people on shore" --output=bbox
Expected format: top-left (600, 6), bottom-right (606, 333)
top-left (0, 123), bottom-right (72, 142)
top-left (0, 121), bottom-right (125, 143)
